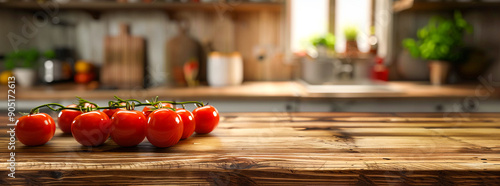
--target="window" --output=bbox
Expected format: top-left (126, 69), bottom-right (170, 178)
top-left (335, 0), bottom-right (371, 53)
top-left (290, 0), bottom-right (329, 52)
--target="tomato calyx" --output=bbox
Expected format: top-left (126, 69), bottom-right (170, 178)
top-left (124, 101), bottom-right (136, 110)
top-left (76, 96), bottom-right (99, 112)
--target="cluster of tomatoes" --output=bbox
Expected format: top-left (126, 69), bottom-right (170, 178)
top-left (15, 99), bottom-right (219, 148)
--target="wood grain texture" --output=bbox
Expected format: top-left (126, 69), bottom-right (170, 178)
top-left (234, 11), bottom-right (292, 81)
top-left (101, 23), bottom-right (145, 89)
top-left (1, 112), bottom-right (500, 184)
top-left (2, 81), bottom-right (500, 101)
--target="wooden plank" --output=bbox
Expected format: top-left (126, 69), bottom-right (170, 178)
top-left (219, 121), bottom-right (500, 129)
top-left (3, 151), bottom-right (500, 171)
top-left (1, 113), bottom-right (500, 184)
top-left (233, 11), bottom-right (291, 81)
top-left (3, 170), bottom-right (500, 185)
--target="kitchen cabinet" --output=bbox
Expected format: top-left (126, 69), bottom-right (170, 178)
top-left (3, 112), bottom-right (500, 184)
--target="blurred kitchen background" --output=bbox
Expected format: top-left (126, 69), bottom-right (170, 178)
top-left (1, 0), bottom-right (500, 113)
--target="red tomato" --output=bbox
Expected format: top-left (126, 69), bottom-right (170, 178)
top-left (103, 108), bottom-right (123, 118)
top-left (103, 106), bottom-right (124, 118)
top-left (110, 110), bottom-right (147, 147)
top-left (57, 104), bottom-right (82, 134)
top-left (146, 109), bottom-right (183, 148)
top-left (103, 102), bottom-right (126, 118)
top-left (142, 103), bottom-right (174, 117)
top-left (16, 113), bottom-right (56, 146)
top-left (71, 111), bottom-right (111, 146)
top-left (57, 103), bottom-right (96, 134)
top-left (193, 105), bottom-right (219, 134)
top-left (176, 108), bottom-right (196, 139)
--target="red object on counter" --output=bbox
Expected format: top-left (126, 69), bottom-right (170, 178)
top-left (110, 110), bottom-right (147, 147)
top-left (146, 109), bottom-right (183, 148)
top-left (371, 56), bottom-right (389, 81)
top-left (16, 113), bottom-right (56, 146)
top-left (176, 108), bottom-right (196, 140)
top-left (71, 111), bottom-right (111, 147)
top-left (58, 104), bottom-right (83, 134)
top-left (74, 72), bottom-right (94, 84)
top-left (193, 105), bottom-right (219, 134)
top-left (142, 103), bottom-right (174, 117)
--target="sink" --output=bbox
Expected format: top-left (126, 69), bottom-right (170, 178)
top-left (298, 80), bottom-right (401, 93)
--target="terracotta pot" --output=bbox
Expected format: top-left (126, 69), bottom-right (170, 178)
top-left (429, 60), bottom-right (450, 86)
top-left (345, 40), bottom-right (358, 57)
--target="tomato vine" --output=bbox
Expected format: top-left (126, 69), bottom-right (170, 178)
top-left (29, 96), bottom-right (206, 114)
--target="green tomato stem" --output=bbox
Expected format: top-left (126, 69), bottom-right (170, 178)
top-left (29, 103), bottom-right (82, 114)
top-left (29, 96), bottom-right (207, 114)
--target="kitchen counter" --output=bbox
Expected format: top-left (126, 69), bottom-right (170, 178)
top-left (4, 81), bottom-right (500, 112)
top-left (2, 112), bottom-right (499, 184)
top-left (3, 81), bottom-right (500, 100)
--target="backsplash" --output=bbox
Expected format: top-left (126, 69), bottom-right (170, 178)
top-left (0, 7), bottom-right (291, 86)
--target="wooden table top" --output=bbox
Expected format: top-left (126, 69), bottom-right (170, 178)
top-left (3, 81), bottom-right (499, 101)
top-left (2, 112), bottom-right (500, 185)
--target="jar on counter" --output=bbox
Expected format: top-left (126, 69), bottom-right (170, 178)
top-left (207, 52), bottom-right (243, 87)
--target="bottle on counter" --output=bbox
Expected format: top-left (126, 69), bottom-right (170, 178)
top-left (371, 56), bottom-right (388, 81)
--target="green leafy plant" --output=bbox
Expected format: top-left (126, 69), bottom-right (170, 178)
top-left (343, 26), bottom-right (358, 41)
top-left (43, 50), bottom-right (56, 59)
top-left (4, 49), bottom-right (39, 70)
top-left (403, 11), bottom-right (472, 62)
top-left (310, 33), bottom-right (335, 50)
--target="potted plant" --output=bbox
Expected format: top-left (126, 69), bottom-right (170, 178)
top-left (403, 11), bottom-right (472, 85)
top-left (310, 33), bottom-right (335, 58)
top-left (5, 49), bottom-right (39, 87)
top-left (344, 26), bottom-right (358, 57)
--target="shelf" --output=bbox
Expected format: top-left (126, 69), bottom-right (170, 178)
top-left (0, 1), bottom-right (283, 12)
top-left (393, 0), bottom-right (500, 13)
